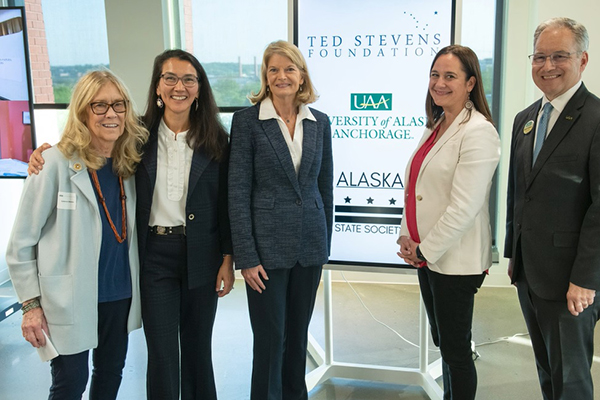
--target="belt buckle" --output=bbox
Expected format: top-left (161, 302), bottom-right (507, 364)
top-left (156, 226), bottom-right (167, 235)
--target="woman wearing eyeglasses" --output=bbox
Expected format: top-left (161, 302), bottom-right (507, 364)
top-left (28, 50), bottom-right (232, 400)
top-left (7, 70), bottom-right (148, 399)
top-left (135, 49), bottom-right (233, 400)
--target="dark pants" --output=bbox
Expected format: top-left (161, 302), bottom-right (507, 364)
top-left (141, 233), bottom-right (219, 400)
top-left (418, 267), bottom-right (485, 400)
top-left (246, 263), bottom-right (322, 400)
top-left (48, 298), bottom-right (131, 400)
top-left (516, 271), bottom-right (600, 400)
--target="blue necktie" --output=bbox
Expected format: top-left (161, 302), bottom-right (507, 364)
top-left (533, 102), bottom-right (553, 166)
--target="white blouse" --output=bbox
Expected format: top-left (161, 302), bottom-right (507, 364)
top-left (258, 97), bottom-right (316, 175)
top-left (148, 119), bottom-right (193, 227)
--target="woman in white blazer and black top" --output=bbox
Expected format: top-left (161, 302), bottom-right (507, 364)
top-left (397, 45), bottom-right (501, 400)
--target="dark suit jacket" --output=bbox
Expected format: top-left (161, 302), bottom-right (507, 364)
top-left (136, 125), bottom-right (233, 289)
top-left (228, 103), bottom-right (333, 270)
top-left (505, 83), bottom-right (600, 300)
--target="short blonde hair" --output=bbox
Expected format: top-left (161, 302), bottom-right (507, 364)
top-left (57, 70), bottom-right (148, 178)
top-left (249, 40), bottom-right (318, 106)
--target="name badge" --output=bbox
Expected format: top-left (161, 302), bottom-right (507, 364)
top-left (57, 192), bottom-right (76, 210)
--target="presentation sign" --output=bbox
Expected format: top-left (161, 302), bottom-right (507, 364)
top-left (0, 9), bottom-right (28, 100)
top-left (296, 0), bottom-right (454, 266)
top-left (0, 7), bottom-right (36, 177)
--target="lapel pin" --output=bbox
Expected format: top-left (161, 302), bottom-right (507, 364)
top-left (523, 120), bottom-right (534, 134)
top-left (565, 116), bottom-right (573, 120)
top-left (73, 163), bottom-right (82, 171)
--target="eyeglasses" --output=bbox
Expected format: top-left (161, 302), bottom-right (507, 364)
top-left (160, 73), bottom-right (199, 87)
top-left (528, 51), bottom-right (580, 66)
top-left (89, 101), bottom-right (127, 115)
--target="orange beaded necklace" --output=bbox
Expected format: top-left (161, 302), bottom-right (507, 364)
top-left (90, 170), bottom-right (127, 243)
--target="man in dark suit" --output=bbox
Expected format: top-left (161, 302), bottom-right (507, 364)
top-left (505, 17), bottom-right (600, 400)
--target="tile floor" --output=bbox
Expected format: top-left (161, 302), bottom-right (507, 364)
top-left (1, 278), bottom-right (599, 399)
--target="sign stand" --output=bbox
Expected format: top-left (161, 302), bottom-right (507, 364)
top-left (306, 266), bottom-right (443, 399)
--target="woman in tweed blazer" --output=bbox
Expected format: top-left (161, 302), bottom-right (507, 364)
top-left (228, 40), bottom-right (333, 400)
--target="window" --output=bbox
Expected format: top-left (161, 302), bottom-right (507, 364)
top-left (38, 0), bottom-right (110, 103)
top-left (190, 0), bottom-right (288, 108)
top-left (461, 0), bottom-right (499, 112)
top-left (461, 0), bottom-right (503, 251)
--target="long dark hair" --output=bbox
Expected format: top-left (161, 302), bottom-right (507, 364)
top-left (143, 49), bottom-right (228, 161)
top-left (425, 45), bottom-right (493, 129)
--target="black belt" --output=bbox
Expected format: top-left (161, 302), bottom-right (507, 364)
top-left (149, 225), bottom-right (186, 236)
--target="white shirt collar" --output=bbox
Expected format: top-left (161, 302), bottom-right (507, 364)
top-left (258, 96), bottom-right (316, 122)
top-left (159, 118), bottom-right (189, 139)
top-left (541, 80), bottom-right (582, 114)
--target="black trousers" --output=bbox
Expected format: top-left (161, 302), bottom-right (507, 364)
top-left (48, 298), bottom-right (131, 400)
top-left (517, 271), bottom-right (600, 400)
top-left (245, 263), bottom-right (322, 400)
top-left (418, 267), bottom-right (485, 400)
top-left (141, 233), bottom-right (218, 400)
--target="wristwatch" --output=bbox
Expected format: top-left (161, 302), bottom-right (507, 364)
top-left (416, 246), bottom-right (427, 262)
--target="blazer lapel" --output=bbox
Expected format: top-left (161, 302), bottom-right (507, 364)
top-left (140, 129), bottom-right (159, 194)
top-left (68, 158), bottom-right (99, 213)
top-left (261, 118), bottom-right (301, 195)
top-left (519, 103), bottom-right (539, 187)
top-left (123, 176), bottom-right (137, 246)
top-left (420, 110), bottom-right (466, 170)
top-left (124, 176), bottom-right (136, 242)
top-left (528, 86), bottom-right (587, 187)
top-left (187, 147), bottom-right (211, 202)
top-left (297, 118), bottom-right (316, 185)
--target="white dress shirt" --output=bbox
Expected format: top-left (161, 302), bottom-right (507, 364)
top-left (258, 96), bottom-right (316, 175)
top-left (148, 118), bottom-right (193, 227)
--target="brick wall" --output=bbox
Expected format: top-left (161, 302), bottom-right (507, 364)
top-left (24, 0), bottom-right (54, 103)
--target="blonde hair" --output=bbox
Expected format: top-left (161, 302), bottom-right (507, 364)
top-left (249, 40), bottom-right (318, 106)
top-left (57, 70), bottom-right (148, 178)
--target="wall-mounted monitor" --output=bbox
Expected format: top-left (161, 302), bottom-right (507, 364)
top-left (0, 6), bottom-right (36, 178)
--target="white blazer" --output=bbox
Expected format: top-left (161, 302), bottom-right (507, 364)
top-left (6, 147), bottom-right (141, 355)
top-left (399, 109), bottom-right (501, 275)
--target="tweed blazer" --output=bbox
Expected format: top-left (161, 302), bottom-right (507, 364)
top-left (400, 109), bottom-right (501, 275)
top-left (135, 124), bottom-right (233, 289)
top-left (7, 147), bottom-right (142, 355)
top-left (228, 102), bottom-right (333, 270)
top-left (505, 83), bottom-right (600, 300)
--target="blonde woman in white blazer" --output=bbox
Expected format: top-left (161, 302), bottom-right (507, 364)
top-left (397, 45), bottom-right (500, 400)
top-left (7, 71), bottom-right (147, 400)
